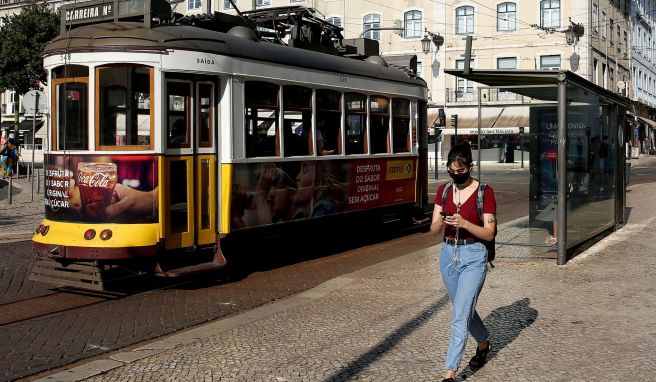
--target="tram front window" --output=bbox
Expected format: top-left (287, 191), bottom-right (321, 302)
top-left (245, 81), bottom-right (279, 157)
top-left (370, 96), bottom-right (390, 154)
top-left (97, 65), bottom-right (153, 149)
top-left (52, 65), bottom-right (89, 150)
top-left (345, 93), bottom-right (367, 155)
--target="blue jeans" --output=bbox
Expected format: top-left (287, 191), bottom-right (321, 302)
top-left (439, 241), bottom-right (489, 371)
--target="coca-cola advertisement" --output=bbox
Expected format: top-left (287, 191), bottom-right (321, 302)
top-left (44, 154), bottom-right (158, 223)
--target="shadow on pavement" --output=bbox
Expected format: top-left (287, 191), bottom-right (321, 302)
top-left (458, 297), bottom-right (538, 380)
top-left (322, 294), bottom-right (451, 382)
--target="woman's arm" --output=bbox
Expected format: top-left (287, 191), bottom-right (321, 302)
top-left (429, 204), bottom-right (446, 235)
top-left (444, 212), bottom-right (496, 241)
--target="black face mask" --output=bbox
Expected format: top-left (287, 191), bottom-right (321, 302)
top-left (449, 171), bottom-right (470, 185)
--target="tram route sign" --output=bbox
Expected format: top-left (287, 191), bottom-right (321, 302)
top-left (60, 0), bottom-right (171, 32)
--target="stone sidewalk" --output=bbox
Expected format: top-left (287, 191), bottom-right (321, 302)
top-left (32, 178), bottom-right (656, 381)
top-left (0, 173), bottom-right (45, 243)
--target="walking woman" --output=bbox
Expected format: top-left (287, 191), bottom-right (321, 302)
top-left (430, 143), bottom-right (497, 381)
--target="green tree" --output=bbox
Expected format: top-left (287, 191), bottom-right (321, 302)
top-left (0, 0), bottom-right (59, 95)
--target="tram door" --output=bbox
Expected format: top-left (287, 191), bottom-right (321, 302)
top-left (164, 77), bottom-right (218, 250)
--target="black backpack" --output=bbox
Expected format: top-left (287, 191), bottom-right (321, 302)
top-left (440, 182), bottom-right (497, 264)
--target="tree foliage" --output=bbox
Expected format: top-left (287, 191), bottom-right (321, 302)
top-left (0, 0), bottom-right (59, 95)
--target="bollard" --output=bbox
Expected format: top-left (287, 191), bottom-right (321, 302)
top-left (8, 176), bottom-right (12, 204)
top-left (37, 168), bottom-right (41, 194)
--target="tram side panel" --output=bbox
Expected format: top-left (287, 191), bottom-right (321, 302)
top-left (225, 157), bottom-right (417, 231)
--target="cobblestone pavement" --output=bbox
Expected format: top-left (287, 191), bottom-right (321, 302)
top-left (0, 174), bottom-right (45, 244)
top-left (29, 180), bottom-right (656, 381)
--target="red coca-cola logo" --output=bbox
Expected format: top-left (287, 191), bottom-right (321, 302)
top-left (78, 172), bottom-right (113, 188)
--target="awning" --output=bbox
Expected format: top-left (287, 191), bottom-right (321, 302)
top-left (430, 106), bottom-right (530, 131)
top-left (18, 119), bottom-right (45, 131)
top-left (638, 116), bottom-right (656, 129)
top-left (439, 127), bottom-right (521, 135)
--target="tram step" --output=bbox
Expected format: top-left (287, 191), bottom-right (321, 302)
top-left (29, 258), bottom-right (105, 291)
top-left (153, 261), bottom-right (225, 278)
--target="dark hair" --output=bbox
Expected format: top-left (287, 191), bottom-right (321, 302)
top-left (447, 143), bottom-right (473, 169)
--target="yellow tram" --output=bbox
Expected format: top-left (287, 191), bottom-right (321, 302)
top-left (31, 0), bottom-right (429, 288)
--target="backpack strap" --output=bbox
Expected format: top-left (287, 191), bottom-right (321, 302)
top-left (440, 181), bottom-right (453, 209)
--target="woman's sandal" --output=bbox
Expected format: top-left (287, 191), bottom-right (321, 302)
top-left (468, 343), bottom-right (492, 369)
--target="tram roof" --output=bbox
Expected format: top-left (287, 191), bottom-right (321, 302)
top-left (44, 22), bottom-right (426, 88)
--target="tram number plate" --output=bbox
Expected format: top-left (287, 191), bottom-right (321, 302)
top-left (339, 76), bottom-right (347, 83)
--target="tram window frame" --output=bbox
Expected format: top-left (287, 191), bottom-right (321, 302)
top-left (392, 98), bottom-right (411, 153)
top-left (283, 85), bottom-right (313, 157)
top-left (197, 82), bottom-right (214, 148)
top-left (316, 89), bottom-right (342, 156)
top-left (369, 95), bottom-right (390, 154)
top-left (96, 65), bottom-right (154, 151)
top-left (345, 92), bottom-right (368, 155)
top-left (51, 75), bottom-right (89, 151)
top-left (245, 81), bottom-right (280, 158)
top-left (166, 81), bottom-right (192, 149)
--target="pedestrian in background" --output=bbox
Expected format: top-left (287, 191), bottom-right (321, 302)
top-left (429, 143), bottom-right (497, 381)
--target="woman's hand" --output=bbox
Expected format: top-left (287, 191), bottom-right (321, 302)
top-left (443, 214), bottom-right (469, 230)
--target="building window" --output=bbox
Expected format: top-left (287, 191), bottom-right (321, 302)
top-left (540, 0), bottom-right (560, 28)
top-left (592, 3), bottom-right (598, 33)
top-left (497, 3), bottom-right (516, 31)
top-left (224, 0), bottom-right (235, 9)
top-left (455, 59), bottom-right (475, 100)
top-left (363, 14), bottom-right (381, 40)
top-left (594, 59), bottom-right (598, 85)
top-left (327, 16), bottom-right (342, 28)
top-left (256, 0), bottom-right (270, 6)
top-left (188, 0), bottom-right (201, 11)
top-left (455, 6), bottom-right (474, 34)
top-left (540, 55), bottom-right (560, 70)
top-left (609, 19), bottom-right (614, 44)
top-left (404, 10), bottom-right (422, 38)
top-left (601, 12), bottom-right (607, 38)
top-left (416, 61), bottom-right (423, 78)
top-left (497, 57), bottom-right (517, 69)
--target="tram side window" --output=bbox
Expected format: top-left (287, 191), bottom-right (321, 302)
top-left (283, 86), bottom-right (312, 156)
top-left (370, 96), bottom-right (390, 154)
top-left (198, 83), bottom-right (214, 147)
top-left (345, 93), bottom-right (367, 155)
top-left (97, 66), bottom-right (152, 148)
top-left (392, 98), bottom-right (411, 153)
top-left (245, 81), bottom-right (279, 157)
top-left (167, 82), bottom-right (192, 148)
top-left (52, 65), bottom-right (89, 150)
top-left (316, 89), bottom-right (341, 155)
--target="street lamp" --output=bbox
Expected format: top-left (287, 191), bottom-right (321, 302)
top-left (421, 29), bottom-right (444, 54)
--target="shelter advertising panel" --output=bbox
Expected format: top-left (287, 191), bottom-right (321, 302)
top-left (44, 154), bottom-right (158, 223)
top-left (230, 158), bottom-right (416, 229)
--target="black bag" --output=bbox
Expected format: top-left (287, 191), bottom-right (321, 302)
top-left (440, 182), bottom-right (497, 264)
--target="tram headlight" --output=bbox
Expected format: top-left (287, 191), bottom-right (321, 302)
top-left (84, 229), bottom-right (96, 240)
top-left (99, 229), bottom-right (112, 241)
top-left (40, 225), bottom-right (50, 236)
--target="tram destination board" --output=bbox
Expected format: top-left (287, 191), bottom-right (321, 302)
top-left (60, 0), bottom-right (171, 30)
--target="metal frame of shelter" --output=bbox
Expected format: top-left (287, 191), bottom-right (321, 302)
top-left (444, 69), bottom-right (629, 264)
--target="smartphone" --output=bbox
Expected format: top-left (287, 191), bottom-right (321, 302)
top-left (440, 211), bottom-right (453, 217)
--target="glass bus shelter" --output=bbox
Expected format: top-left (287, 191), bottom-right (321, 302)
top-left (443, 70), bottom-right (629, 264)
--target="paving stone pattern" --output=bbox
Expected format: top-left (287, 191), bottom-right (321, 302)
top-left (80, 182), bottom-right (656, 382)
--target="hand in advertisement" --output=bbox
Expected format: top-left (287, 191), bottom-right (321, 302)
top-left (105, 183), bottom-right (158, 219)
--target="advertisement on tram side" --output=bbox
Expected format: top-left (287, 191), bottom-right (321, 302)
top-left (44, 154), bottom-right (158, 223)
top-left (230, 158), bottom-right (416, 229)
